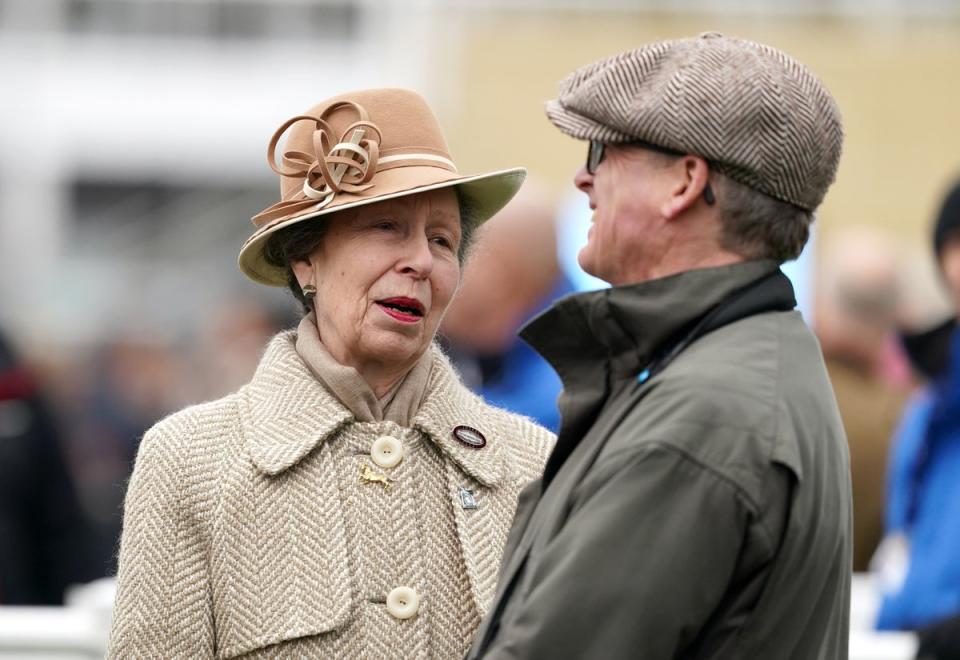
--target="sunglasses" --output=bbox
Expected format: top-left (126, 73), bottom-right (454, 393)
top-left (586, 140), bottom-right (716, 205)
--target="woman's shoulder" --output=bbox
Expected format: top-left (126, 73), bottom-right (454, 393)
top-left (428, 346), bottom-right (555, 478)
top-left (139, 390), bottom-right (244, 462)
top-left (122, 393), bottom-right (245, 532)
top-left (485, 403), bottom-right (555, 475)
top-left (142, 329), bottom-right (303, 453)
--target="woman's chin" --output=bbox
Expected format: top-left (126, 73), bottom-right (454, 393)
top-left (360, 331), bottom-right (430, 368)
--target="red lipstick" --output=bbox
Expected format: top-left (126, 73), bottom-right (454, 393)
top-left (376, 297), bottom-right (425, 323)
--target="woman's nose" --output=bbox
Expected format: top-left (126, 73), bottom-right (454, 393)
top-left (399, 234), bottom-right (434, 278)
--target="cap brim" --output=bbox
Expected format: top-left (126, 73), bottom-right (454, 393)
top-left (545, 99), bottom-right (634, 143)
top-left (238, 165), bottom-right (526, 286)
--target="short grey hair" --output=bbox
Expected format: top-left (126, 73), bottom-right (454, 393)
top-left (713, 172), bottom-right (813, 262)
top-left (643, 147), bottom-right (813, 262)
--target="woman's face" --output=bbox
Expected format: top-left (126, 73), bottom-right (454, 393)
top-left (294, 188), bottom-right (462, 379)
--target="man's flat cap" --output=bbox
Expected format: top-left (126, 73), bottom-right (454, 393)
top-left (546, 32), bottom-right (843, 212)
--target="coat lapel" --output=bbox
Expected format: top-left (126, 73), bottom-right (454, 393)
top-left (243, 331), bottom-right (353, 475)
top-left (414, 349), bottom-right (515, 616)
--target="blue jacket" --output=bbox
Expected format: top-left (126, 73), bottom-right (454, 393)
top-left (473, 276), bottom-right (574, 433)
top-left (878, 328), bottom-right (960, 630)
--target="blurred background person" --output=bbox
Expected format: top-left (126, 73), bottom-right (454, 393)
top-left (194, 299), bottom-right (286, 399)
top-left (56, 304), bottom-right (285, 576)
top-left (814, 227), bottom-right (911, 572)
top-left (0, 327), bottom-right (98, 604)
top-left (441, 182), bottom-right (572, 432)
top-left (876, 180), bottom-right (960, 642)
top-left (65, 337), bottom-right (195, 574)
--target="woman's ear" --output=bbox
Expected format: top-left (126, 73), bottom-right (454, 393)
top-left (290, 257), bottom-right (315, 290)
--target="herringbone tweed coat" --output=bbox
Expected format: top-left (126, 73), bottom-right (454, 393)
top-left (107, 330), bottom-right (554, 659)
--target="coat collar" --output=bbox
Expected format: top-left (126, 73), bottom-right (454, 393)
top-left (241, 331), bottom-right (507, 486)
top-left (520, 259), bottom-right (783, 384)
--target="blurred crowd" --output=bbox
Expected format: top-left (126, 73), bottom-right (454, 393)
top-left (0, 299), bottom-right (293, 599)
top-left (3, 173), bottom-right (960, 650)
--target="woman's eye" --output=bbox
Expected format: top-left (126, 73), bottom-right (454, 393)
top-left (373, 220), bottom-right (396, 230)
top-left (431, 235), bottom-right (454, 249)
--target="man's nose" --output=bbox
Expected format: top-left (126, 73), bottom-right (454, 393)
top-left (574, 165), bottom-right (594, 194)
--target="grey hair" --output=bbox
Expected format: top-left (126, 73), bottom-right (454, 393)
top-left (713, 172), bottom-right (813, 262)
top-left (262, 187), bottom-right (481, 315)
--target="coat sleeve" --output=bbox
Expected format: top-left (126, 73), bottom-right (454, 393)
top-left (107, 420), bottom-right (215, 659)
top-left (478, 444), bottom-right (757, 660)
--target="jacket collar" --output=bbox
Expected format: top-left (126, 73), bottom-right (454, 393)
top-left (411, 349), bottom-right (509, 487)
top-left (242, 331), bottom-right (507, 486)
top-left (520, 259), bottom-right (784, 386)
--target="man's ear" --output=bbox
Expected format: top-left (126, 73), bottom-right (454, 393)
top-left (661, 156), bottom-right (711, 220)
top-left (290, 256), bottom-right (315, 289)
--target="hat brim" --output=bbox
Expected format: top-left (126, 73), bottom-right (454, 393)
top-left (238, 165), bottom-right (526, 286)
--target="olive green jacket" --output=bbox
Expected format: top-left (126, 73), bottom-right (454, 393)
top-left (468, 260), bottom-right (853, 660)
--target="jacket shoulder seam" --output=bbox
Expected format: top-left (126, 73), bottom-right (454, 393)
top-left (601, 441), bottom-right (763, 514)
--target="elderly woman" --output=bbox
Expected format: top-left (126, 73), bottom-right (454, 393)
top-left (107, 89), bottom-right (554, 659)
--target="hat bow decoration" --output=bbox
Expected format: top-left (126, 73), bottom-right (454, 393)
top-left (253, 101), bottom-right (383, 226)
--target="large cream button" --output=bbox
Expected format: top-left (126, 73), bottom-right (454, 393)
top-left (371, 436), bottom-right (403, 469)
top-left (386, 586), bottom-right (419, 620)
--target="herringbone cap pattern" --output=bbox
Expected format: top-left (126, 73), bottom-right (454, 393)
top-left (546, 32), bottom-right (843, 211)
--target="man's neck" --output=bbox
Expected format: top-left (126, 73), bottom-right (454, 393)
top-left (613, 249), bottom-right (746, 287)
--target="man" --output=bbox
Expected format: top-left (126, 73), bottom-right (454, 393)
top-left (442, 183), bottom-right (570, 431)
top-left (876, 181), bottom-right (960, 653)
top-left (815, 229), bottom-right (908, 571)
top-left (467, 33), bottom-right (852, 659)
top-left (0, 328), bottom-right (98, 603)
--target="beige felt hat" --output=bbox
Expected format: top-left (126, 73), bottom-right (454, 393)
top-left (239, 88), bottom-right (526, 286)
